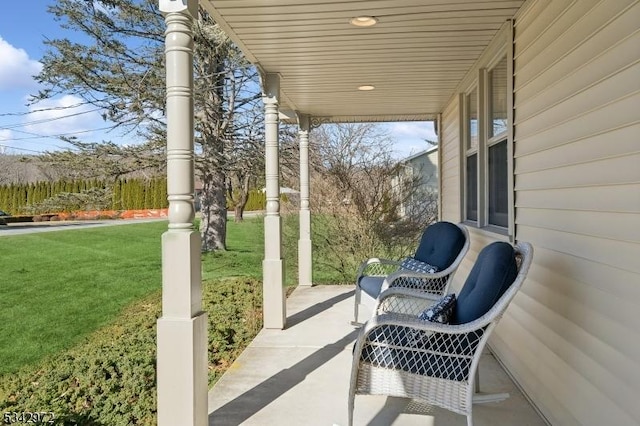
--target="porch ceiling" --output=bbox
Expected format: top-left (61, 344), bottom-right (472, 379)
top-left (201, 0), bottom-right (525, 123)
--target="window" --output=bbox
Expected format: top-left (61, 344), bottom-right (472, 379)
top-left (488, 140), bottom-right (508, 227)
top-left (464, 87), bottom-right (479, 222)
top-left (463, 52), bottom-right (512, 233)
top-left (466, 153), bottom-right (478, 221)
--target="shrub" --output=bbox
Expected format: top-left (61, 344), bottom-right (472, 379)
top-left (0, 278), bottom-right (263, 425)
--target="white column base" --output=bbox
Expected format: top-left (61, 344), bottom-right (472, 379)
top-left (263, 214), bottom-right (285, 329)
top-left (157, 313), bottom-right (208, 426)
top-left (263, 258), bottom-right (285, 329)
top-left (298, 209), bottom-right (312, 286)
top-left (298, 238), bottom-right (313, 286)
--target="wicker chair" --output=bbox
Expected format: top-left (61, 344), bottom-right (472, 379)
top-left (353, 221), bottom-right (469, 325)
top-left (348, 241), bottom-right (533, 426)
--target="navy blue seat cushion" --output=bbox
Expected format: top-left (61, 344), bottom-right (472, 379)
top-left (453, 242), bottom-right (518, 325)
top-left (413, 222), bottom-right (466, 271)
top-left (358, 276), bottom-right (385, 298)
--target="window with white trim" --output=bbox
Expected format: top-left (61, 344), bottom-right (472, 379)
top-left (463, 53), bottom-right (512, 233)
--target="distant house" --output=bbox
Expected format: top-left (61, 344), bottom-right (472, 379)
top-left (392, 145), bottom-right (438, 218)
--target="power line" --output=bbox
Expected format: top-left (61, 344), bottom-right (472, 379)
top-left (0, 143), bottom-right (43, 154)
top-left (0, 125), bottom-right (116, 143)
top-left (0, 107), bottom-right (103, 130)
top-left (0, 100), bottom-right (101, 117)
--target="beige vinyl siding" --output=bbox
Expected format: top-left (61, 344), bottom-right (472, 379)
top-left (490, 0), bottom-right (640, 425)
top-left (439, 97), bottom-right (462, 222)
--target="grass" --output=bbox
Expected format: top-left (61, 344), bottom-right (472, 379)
top-left (0, 215), bottom-right (347, 377)
top-left (0, 221), bottom-right (166, 376)
top-left (201, 217), bottom-right (264, 281)
top-left (0, 214), bottom-right (355, 424)
top-left (0, 214), bottom-right (349, 377)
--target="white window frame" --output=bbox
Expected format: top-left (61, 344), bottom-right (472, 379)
top-left (460, 20), bottom-right (514, 239)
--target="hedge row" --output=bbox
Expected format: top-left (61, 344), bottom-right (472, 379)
top-left (0, 278), bottom-right (263, 425)
top-left (0, 180), bottom-right (270, 216)
top-left (0, 178), bottom-right (168, 215)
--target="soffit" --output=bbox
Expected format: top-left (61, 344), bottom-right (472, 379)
top-left (201, 0), bottom-right (525, 123)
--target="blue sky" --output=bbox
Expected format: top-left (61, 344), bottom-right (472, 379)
top-left (0, 1), bottom-right (115, 154)
top-left (0, 1), bottom-right (436, 158)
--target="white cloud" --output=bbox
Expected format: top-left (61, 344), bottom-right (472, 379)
top-left (25, 95), bottom-right (102, 136)
top-left (0, 129), bottom-right (13, 142)
top-left (0, 36), bottom-right (42, 90)
top-left (385, 121), bottom-right (437, 159)
top-left (387, 121), bottom-right (437, 142)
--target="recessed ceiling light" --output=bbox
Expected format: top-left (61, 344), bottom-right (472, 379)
top-left (358, 85), bottom-right (375, 91)
top-left (349, 16), bottom-right (378, 27)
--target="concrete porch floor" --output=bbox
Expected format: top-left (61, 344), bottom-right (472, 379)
top-left (208, 285), bottom-right (548, 426)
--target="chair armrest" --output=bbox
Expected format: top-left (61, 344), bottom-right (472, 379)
top-left (375, 287), bottom-right (441, 316)
top-left (355, 257), bottom-right (401, 278)
top-left (380, 269), bottom-right (453, 296)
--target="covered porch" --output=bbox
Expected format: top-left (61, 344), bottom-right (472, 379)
top-left (207, 285), bottom-right (546, 425)
top-left (157, 0), bottom-right (640, 425)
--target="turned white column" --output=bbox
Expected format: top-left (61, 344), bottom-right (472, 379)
top-left (157, 1), bottom-right (207, 425)
top-left (297, 114), bottom-right (313, 286)
top-left (262, 73), bottom-right (286, 329)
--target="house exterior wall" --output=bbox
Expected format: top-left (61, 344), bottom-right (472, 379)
top-left (440, 98), bottom-right (462, 223)
top-left (408, 149), bottom-right (439, 192)
top-left (440, 0), bottom-right (640, 424)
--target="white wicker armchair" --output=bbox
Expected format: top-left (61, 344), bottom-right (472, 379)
top-left (353, 222), bottom-right (469, 325)
top-left (348, 241), bottom-right (533, 426)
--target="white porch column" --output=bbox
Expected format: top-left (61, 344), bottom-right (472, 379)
top-left (262, 73), bottom-right (286, 329)
top-left (297, 114), bottom-right (313, 286)
top-left (157, 1), bottom-right (208, 426)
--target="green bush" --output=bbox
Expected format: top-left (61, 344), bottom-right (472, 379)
top-left (244, 190), bottom-right (266, 211)
top-left (0, 278), bottom-right (262, 425)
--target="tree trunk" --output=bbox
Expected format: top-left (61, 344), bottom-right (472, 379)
top-left (234, 203), bottom-right (244, 222)
top-left (232, 174), bottom-right (251, 223)
top-left (200, 169), bottom-right (227, 251)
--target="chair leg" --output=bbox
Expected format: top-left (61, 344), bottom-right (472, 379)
top-left (347, 388), bottom-right (356, 426)
top-left (467, 414), bottom-right (473, 426)
top-left (473, 361), bottom-right (509, 404)
top-left (351, 286), bottom-right (362, 326)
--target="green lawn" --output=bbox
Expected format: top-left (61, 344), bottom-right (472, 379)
top-left (0, 221), bottom-right (167, 375)
top-left (0, 216), bottom-right (352, 424)
top-left (0, 216), bottom-right (345, 376)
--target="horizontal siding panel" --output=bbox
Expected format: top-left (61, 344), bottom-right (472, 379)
top-left (516, 208), bottom-right (640, 243)
top-left (513, 92), bottom-right (640, 155)
top-left (515, 152), bottom-right (640, 190)
top-left (507, 0), bottom-right (640, 424)
top-left (514, 0), bottom-right (600, 68)
top-left (516, 33), bottom-right (640, 123)
top-left (512, 0), bottom-right (560, 54)
top-left (522, 262), bottom-right (640, 354)
top-left (514, 0), bottom-right (637, 92)
top-left (515, 122), bottom-right (640, 172)
top-left (515, 66), bottom-right (640, 137)
top-left (441, 145), bottom-right (459, 164)
top-left (499, 297), bottom-right (640, 426)
top-left (521, 242), bottom-right (640, 303)
top-left (491, 320), bottom-right (579, 426)
top-left (515, 184), bottom-right (640, 213)
top-left (516, 224), bottom-right (640, 274)
top-left (440, 97), bottom-right (461, 223)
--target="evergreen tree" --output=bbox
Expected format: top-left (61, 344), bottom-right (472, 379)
top-left (32, 0), bottom-right (264, 251)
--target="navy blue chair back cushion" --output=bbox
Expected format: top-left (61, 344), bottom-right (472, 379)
top-left (453, 242), bottom-right (518, 325)
top-left (413, 221), bottom-right (466, 271)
